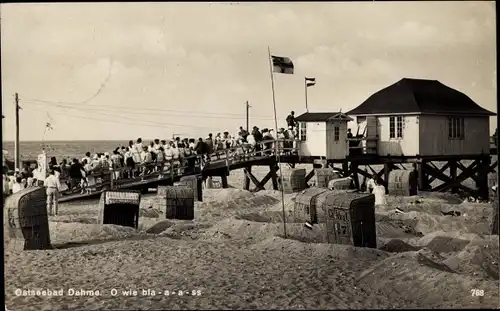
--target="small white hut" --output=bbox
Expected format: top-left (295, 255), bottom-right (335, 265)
top-left (295, 112), bottom-right (353, 160)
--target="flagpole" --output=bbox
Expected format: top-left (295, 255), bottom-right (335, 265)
top-left (267, 46), bottom-right (288, 239)
top-left (304, 77), bottom-right (309, 112)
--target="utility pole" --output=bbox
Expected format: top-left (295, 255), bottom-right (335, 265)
top-left (245, 101), bottom-right (250, 132)
top-left (14, 93), bottom-right (20, 170)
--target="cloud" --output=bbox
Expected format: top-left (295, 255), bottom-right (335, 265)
top-left (295, 45), bottom-right (396, 81)
top-left (1, 2), bottom-right (496, 140)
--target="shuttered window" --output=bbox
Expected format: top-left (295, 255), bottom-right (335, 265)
top-left (334, 126), bottom-right (340, 141)
top-left (448, 117), bottom-right (465, 139)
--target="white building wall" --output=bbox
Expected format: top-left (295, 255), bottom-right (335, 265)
top-left (298, 122), bottom-right (326, 157)
top-left (376, 115), bottom-right (420, 156)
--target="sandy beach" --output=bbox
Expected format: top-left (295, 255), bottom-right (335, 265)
top-left (4, 165), bottom-right (499, 310)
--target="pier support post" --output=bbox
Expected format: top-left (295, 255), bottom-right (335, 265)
top-left (477, 156), bottom-right (490, 200)
top-left (220, 174), bottom-right (229, 189)
top-left (350, 162), bottom-right (360, 190)
top-left (417, 160), bottom-right (429, 191)
top-left (243, 166), bottom-right (251, 190)
top-left (270, 164), bottom-right (279, 190)
top-left (449, 160), bottom-right (458, 194)
top-left (342, 160), bottom-right (349, 178)
top-left (383, 162), bottom-right (391, 194)
top-left (196, 176), bottom-right (203, 201)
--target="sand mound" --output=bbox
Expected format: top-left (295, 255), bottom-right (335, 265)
top-left (159, 222), bottom-right (213, 239)
top-left (378, 238), bottom-right (420, 253)
top-left (252, 236), bottom-right (389, 261)
top-left (375, 217), bottom-right (422, 238)
top-left (49, 222), bottom-right (140, 245)
top-left (235, 210), bottom-right (299, 223)
top-left (50, 214), bottom-right (98, 224)
top-left (358, 251), bottom-right (499, 307)
top-left (387, 210), bottom-right (490, 235)
top-left (443, 239), bottom-right (499, 280)
top-left (145, 219), bottom-right (175, 234)
top-left (202, 218), bottom-right (327, 243)
top-left (204, 188), bottom-right (278, 204)
top-left (417, 232), bottom-right (475, 253)
top-left (139, 207), bottom-right (161, 218)
top-left (196, 189), bottom-right (281, 221)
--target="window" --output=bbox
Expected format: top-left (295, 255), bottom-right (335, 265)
top-left (299, 122), bottom-right (307, 141)
top-left (389, 116), bottom-right (404, 139)
top-left (356, 116), bottom-right (366, 124)
top-left (448, 117), bottom-right (465, 139)
top-left (334, 126), bottom-right (340, 141)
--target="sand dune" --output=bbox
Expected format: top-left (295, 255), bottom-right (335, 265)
top-left (4, 168), bottom-right (499, 310)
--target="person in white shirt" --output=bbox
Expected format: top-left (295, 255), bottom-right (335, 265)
top-left (81, 152), bottom-right (92, 166)
top-left (172, 144), bottom-right (181, 174)
top-left (366, 173), bottom-right (378, 193)
top-left (90, 154), bottom-right (101, 170)
top-left (44, 169), bottom-right (62, 216)
top-left (163, 143), bottom-right (174, 172)
top-left (53, 167), bottom-right (61, 179)
top-left (8, 172), bottom-right (15, 190)
top-left (140, 146), bottom-right (153, 175)
top-left (133, 138), bottom-right (144, 164)
top-left (124, 147), bottom-right (135, 178)
top-left (214, 133), bottom-right (223, 151)
top-left (156, 146), bottom-right (165, 174)
top-left (373, 183), bottom-right (387, 206)
top-left (12, 177), bottom-right (24, 194)
top-left (3, 172), bottom-right (11, 197)
top-left (154, 139), bottom-right (161, 151)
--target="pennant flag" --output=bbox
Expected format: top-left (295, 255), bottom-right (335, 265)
top-left (305, 77), bottom-right (316, 87)
top-left (46, 122), bottom-right (54, 130)
top-left (271, 55), bottom-right (294, 74)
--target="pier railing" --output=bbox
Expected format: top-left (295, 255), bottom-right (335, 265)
top-left (346, 137), bottom-right (378, 155)
top-left (58, 139), bottom-right (300, 196)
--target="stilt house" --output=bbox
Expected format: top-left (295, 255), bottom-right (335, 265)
top-left (346, 78), bottom-right (496, 157)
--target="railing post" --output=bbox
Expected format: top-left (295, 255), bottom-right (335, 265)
top-left (110, 168), bottom-right (114, 189)
top-left (225, 149), bottom-right (230, 168)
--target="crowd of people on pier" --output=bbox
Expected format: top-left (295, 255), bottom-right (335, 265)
top-left (3, 112), bottom-right (301, 199)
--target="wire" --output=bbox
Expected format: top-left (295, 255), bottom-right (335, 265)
top-left (21, 99), bottom-right (276, 119)
top-left (24, 107), bottom-right (220, 130)
top-left (21, 101), bottom-right (275, 121)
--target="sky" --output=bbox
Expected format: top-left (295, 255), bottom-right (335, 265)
top-left (1, 1), bottom-right (497, 141)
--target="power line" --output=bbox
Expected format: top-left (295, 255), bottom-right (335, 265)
top-left (21, 98), bottom-right (276, 119)
top-left (24, 107), bottom-right (220, 131)
top-left (21, 100), bottom-right (275, 121)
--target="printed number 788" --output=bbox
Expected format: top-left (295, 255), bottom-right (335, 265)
top-left (471, 289), bottom-right (484, 296)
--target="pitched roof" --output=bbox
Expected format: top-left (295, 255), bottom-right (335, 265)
top-left (295, 112), bottom-right (353, 122)
top-left (346, 78), bottom-right (496, 116)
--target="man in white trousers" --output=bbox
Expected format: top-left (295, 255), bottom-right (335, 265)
top-left (44, 169), bottom-right (62, 216)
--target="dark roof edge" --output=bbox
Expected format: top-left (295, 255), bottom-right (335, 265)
top-left (346, 111), bottom-right (496, 117)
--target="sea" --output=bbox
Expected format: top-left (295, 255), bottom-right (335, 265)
top-left (3, 140), bottom-right (130, 161)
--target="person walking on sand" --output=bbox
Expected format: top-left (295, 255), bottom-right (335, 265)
top-left (372, 176), bottom-right (387, 207)
top-left (44, 169), bottom-right (62, 216)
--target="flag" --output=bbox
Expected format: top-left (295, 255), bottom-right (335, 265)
top-left (46, 122), bottom-right (54, 130)
top-left (305, 77), bottom-right (316, 87)
top-left (271, 55), bottom-right (294, 74)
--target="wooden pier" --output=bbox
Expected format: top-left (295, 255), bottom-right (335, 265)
top-left (54, 137), bottom-right (498, 203)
